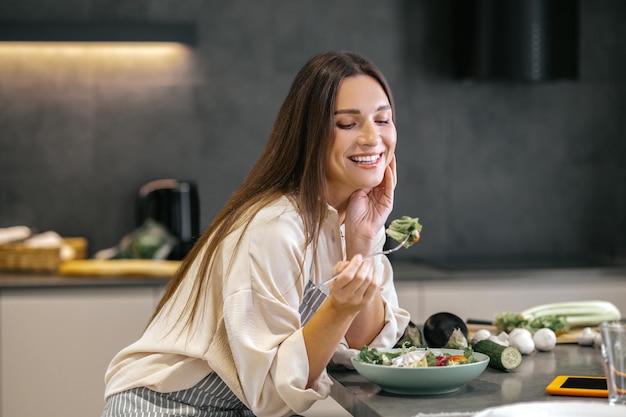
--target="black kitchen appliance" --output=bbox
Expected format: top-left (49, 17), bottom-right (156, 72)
top-left (136, 179), bottom-right (200, 260)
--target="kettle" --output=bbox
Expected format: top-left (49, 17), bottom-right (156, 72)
top-left (136, 179), bottom-right (200, 260)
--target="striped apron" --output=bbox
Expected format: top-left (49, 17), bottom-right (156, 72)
top-left (102, 280), bottom-right (327, 417)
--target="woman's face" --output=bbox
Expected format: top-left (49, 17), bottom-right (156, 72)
top-left (326, 75), bottom-right (396, 203)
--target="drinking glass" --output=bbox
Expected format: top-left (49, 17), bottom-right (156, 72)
top-left (600, 321), bottom-right (626, 405)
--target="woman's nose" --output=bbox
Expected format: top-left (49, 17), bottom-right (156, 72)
top-left (357, 121), bottom-right (379, 145)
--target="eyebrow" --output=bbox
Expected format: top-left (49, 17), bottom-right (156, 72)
top-left (333, 104), bottom-right (392, 115)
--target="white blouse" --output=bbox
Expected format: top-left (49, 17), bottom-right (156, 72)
top-left (103, 195), bottom-right (410, 416)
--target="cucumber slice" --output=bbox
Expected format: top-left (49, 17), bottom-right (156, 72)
top-left (473, 340), bottom-right (522, 371)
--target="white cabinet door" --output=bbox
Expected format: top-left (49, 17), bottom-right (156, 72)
top-left (0, 286), bottom-right (163, 417)
top-left (394, 270), bottom-right (626, 325)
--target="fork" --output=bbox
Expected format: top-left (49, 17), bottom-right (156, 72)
top-left (319, 233), bottom-right (411, 290)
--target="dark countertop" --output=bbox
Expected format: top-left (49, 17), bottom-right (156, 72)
top-left (329, 345), bottom-right (611, 417)
top-left (0, 272), bottom-right (170, 290)
top-left (391, 260), bottom-right (626, 282)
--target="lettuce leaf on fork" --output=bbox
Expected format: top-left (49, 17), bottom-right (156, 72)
top-left (386, 216), bottom-right (422, 248)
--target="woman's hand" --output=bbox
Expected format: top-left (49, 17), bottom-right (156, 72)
top-left (344, 154), bottom-right (397, 257)
top-left (303, 255), bottom-right (382, 386)
top-left (327, 255), bottom-right (380, 316)
top-left (327, 254), bottom-right (386, 348)
top-left (333, 155), bottom-right (394, 347)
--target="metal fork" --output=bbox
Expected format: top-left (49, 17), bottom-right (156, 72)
top-left (319, 233), bottom-right (411, 290)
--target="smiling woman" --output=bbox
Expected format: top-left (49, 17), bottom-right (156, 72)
top-left (100, 51), bottom-right (411, 417)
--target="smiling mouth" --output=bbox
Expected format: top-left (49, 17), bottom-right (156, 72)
top-left (348, 153), bottom-right (382, 165)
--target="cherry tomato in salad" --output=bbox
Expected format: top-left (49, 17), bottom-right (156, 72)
top-left (435, 355), bottom-right (468, 366)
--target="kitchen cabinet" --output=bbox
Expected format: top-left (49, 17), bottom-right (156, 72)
top-left (0, 284), bottom-right (165, 417)
top-left (0, 265), bottom-right (624, 417)
top-left (394, 267), bottom-right (626, 324)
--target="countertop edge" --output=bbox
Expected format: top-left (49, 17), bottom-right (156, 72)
top-left (1, 262), bottom-right (625, 290)
top-left (0, 273), bottom-right (170, 289)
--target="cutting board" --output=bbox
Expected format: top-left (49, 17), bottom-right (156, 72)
top-left (467, 323), bottom-right (587, 344)
top-left (59, 259), bottom-right (180, 277)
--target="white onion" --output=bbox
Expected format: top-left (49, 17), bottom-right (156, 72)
top-left (533, 328), bottom-right (557, 352)
top-left (509, 333), bottom-right (535, 355)
top-left (509, 328), bottom-right (532, 340)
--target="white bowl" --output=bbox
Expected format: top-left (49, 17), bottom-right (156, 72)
top-left (474, 401), bottom-right (626, 417)
top-left (351, 348), bottom-right (489, 395)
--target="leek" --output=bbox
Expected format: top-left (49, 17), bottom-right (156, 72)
top-left (494, 300), bottom-right (622, 334)
top-left (521, 300), bottom-right (621, 328)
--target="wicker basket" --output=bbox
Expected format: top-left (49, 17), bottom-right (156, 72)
top-left (0, 237), bottom-right (88, 273)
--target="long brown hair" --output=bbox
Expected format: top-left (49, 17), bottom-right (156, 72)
top-left (148, 51), bottom-right (395, 329)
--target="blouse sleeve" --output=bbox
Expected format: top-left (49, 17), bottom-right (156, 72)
top-left (220, 211), bottom-right (331, 416)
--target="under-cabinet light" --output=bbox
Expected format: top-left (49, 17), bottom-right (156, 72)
top-left (0, 21), bottom-right (197, 45)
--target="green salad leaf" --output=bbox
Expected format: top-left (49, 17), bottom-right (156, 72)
top-left (386, 216), bottom-right (422, 248)
top-left (358, 343), bottom-right (480, 367)
top-left (358, 342), bottom-right (415, 365)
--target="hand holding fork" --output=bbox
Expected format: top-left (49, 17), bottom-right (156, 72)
top-left (318, 233), bottom-right (411, 292)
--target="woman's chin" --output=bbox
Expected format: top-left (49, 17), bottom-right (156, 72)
top-left (355, 178), bottom-right (384, 192)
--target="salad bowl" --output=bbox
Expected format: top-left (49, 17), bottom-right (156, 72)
top-left (351, 348), bottom-right (489, 395)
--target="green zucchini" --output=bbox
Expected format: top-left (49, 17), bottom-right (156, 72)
top-left (473, 340), bottom-right (522, 371)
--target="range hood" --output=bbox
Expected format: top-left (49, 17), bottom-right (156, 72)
top-left (455, 0), bottom-right (579, 82)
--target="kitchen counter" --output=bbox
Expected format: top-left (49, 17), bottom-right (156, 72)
top-left (391, 259), bottom-right (626, 281)
top-left (1, 263), bottom-right (623, 417)
top-left (2, 259), bottom-right (625, 286)
top-left (329, 344), bottom-right (610, 417)
top-left (0, 271), bottom-right (170, 289)
top-left (1, 261), bottom-right (625, 324)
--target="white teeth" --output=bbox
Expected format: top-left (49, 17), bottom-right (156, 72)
top-left (350, 154), bottom-right (380, 163)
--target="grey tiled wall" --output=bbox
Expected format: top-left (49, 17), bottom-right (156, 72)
top-left (1, 1), bottom-right (625, 267)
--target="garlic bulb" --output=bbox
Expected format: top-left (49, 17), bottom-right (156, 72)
top-left (577, 327), bottom-right (596, 346)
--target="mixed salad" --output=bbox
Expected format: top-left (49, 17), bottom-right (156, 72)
top-left (358, 343), bottom-right (480, 368)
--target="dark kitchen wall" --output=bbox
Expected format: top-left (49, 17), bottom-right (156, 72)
top-left (1, 0), bottom-right (625, 267)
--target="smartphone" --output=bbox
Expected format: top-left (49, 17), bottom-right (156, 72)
top-left (546, 375), bottom-right (608, 398)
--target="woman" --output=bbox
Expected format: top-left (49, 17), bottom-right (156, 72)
top-left (102, 51), bottom-right (411, 417)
